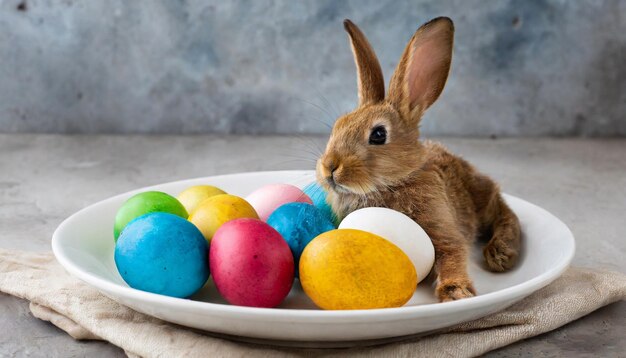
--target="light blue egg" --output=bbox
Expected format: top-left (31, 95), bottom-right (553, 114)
top-left (267, 202), bottom-right (335, 277)
top-left (303, 182), bottom-right (338, 226)
top-left (115, 212), bottom-right (209, 298)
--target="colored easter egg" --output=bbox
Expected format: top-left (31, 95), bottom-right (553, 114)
top-left (114, 191), bottom-right (188, 241)
top-left (177, 185), bottom-right (226, 215)
top-left (114, 213), bottom-right (209, 298)
top-left (189, 194), bottom-right (258, 242)
top-left (210, 218), bottom-right (294, 308)
top-left (303, 182), bottom-right (339, 226)
top-left (299, 229), bottom-right (417, 310)
top-left (339, 207), bottom-right (435, 283)
top-left (245, 184), bottom-right (312, 221)
top-left (267, 202), bottom-right (334, 277)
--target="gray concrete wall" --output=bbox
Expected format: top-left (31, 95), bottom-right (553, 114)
top-left (0, 0), bottom-right (624, 136)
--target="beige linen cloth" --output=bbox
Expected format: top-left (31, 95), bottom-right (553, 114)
top-left (1, 248), bottom-right (625, 358)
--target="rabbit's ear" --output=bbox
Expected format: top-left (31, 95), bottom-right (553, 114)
top-left (388, 17), bottom-right (454, 123)
top-left (344, 19), bottom-right (385, 106)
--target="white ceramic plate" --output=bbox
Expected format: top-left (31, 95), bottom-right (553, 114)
top-left (52, 170), bottom-right (575, 347)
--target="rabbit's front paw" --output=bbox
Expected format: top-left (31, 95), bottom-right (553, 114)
top-left (436, 278), bottom-right (476, 302)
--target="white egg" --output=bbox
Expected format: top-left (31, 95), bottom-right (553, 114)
top-left (339, 207), bottom-right (435, 283)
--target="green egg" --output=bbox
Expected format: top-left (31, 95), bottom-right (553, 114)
top-left (114, 191), bottom-right (188, 241)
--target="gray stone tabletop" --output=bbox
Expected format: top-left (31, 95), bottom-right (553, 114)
top-left (0, 134), bottom-right (624, 357)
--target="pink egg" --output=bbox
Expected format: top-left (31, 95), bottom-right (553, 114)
top-left (210, 218), bottom-right (294, 308)
top-left (245, 184), bottom-right (313, 221)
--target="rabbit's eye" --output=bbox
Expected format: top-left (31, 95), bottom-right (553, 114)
top-left (369, 126), bottom-right (387, 145)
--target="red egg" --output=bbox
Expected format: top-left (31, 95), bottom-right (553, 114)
top-left (210, 218), bottom-right (294, 308)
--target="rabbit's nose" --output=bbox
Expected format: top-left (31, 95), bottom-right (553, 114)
top-left (329, 162), bottom-right (339, 175)
top-left (328, 162), bottom-right (343, 186)
top-left (322, 159), bottom-right (340, 186)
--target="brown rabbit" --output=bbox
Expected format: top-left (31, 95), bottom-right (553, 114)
top-left (316, 17), bottom-right (522, 302)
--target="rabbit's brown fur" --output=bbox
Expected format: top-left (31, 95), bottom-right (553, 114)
top-left (316, 18), bottom-right (521, 302)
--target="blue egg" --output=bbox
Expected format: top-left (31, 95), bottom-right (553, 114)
top-left (115, 212), bottom-right (209, 298)
top-left (303, 182), bottom-right (338, 226)
top-left (267, 202), bottom-right (335, 277)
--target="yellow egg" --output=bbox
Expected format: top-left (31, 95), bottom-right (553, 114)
top-left (299, 229), bottom-right (417, 310)
top-left (177, 185), bottom-right (227, 215)
top-left (189, 194), bottom-right (258, 242)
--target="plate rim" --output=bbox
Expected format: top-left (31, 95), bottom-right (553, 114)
top-left (51, 170), bottom-right (576, 323)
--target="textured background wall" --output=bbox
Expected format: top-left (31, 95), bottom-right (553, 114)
top-left (0, 0), bottom-right (624, 136)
